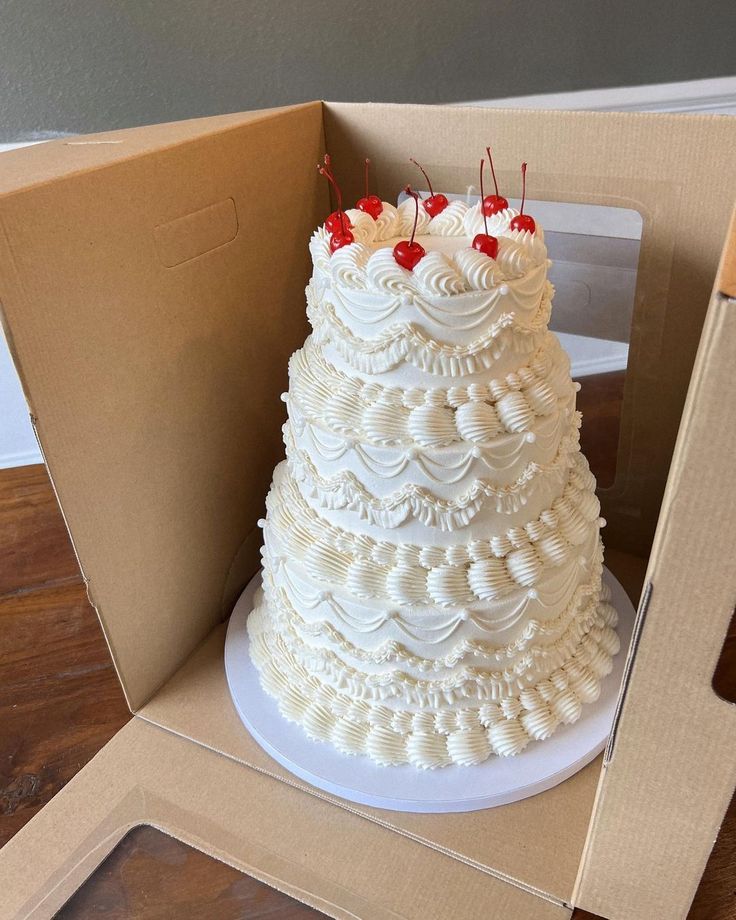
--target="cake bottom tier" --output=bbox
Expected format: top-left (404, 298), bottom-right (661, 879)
top-left (247, 584), bottom-right (620, 769)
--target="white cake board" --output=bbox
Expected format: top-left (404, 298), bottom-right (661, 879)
top-left (225, 567), bottom-right (635, 813)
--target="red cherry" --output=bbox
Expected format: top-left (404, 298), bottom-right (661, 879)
top-left (393, 186), bottom-right (425, 270)
top-left (325, 210), bottom-right (352, 234)
top-left (472, 234), bottom-right (498, 258)
top-left (473, 157), bottom-right (498, 258)
top-left (508, 162), bottom-right (535, 234)
top-left (410, 159), bottom-right (448, 217)
top-left (423, 193), bottom-right (449, 217)
top-left (483, 146), bottom-right (508, 215)
top-left (356, 159), bottom-right (383, 219)
top-left (318, 155), bottom-right (354, 249)
top-left (357, 195), bottom-right (383, 219)
top-left (330, 229), bottom-right (354, 252)
top-left (393, 240), bottom-right (425, 269)
top-left (509, 214), bottom-right (536, 233)
top-left (483, 195), bottom-right (509, 216)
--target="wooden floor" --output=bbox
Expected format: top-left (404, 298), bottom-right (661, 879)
top-left (1, 371), bottom-right (734, 918)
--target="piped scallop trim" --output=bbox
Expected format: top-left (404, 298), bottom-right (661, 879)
top-left (306, 282), bottom-right (551, 376)
top-left (247, 593), bottom-right (620, 768)
top-left (269, 587), bottom-right (614, 706)
top-left (268, 454), bottom-right (599, 570)
top-left (288, 407), bottom-right (571, 488)
top-left (285, 419), bottom-right (582, 530)
top-left (266, 541), bottom-right (594, 647)
top-left (288, 336), bottom-right (575, 447)
top-left (275, 574), bottom-right (608, 675)
top-left (322, 256), bottom-right (548, 330)
top-left (265, 463), bottom-right (601, 605)
top-left (295, 332), bottom-right (572, 410)
top-left (260, 559), bottom-right (613, 700)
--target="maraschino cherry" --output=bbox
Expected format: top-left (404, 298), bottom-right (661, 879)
top-left (509, 162), bottom-right (536, 234)
top-left (325, 210), bottom-right (351, 234)
top-left (409, 158), bottom-right (448, 217)
top-left (318, 155), bottom-right (354, 251)
top-left (472, 158), bottom-right (499, 259)
top-left (393, 186), bottom-right (426, 270)
top-left (482, 146), bottom-right (509, 215)
top-left (356, 158), bottom-right (383, 219)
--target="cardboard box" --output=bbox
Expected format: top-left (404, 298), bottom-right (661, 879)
top-left (0, 102), bottom-right (735, 919)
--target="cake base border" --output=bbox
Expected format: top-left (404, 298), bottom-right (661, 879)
top-left (224, 566), bottom-right (635, 814)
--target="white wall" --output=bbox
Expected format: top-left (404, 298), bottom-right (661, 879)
top-left (1, 142), bottom-right (46, 467)
top-left (1, 77), bottom-right (735, 468)
top-left (0, 324), bottom-right (42, 466)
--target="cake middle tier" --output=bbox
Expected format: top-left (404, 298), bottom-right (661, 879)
top-left (288, 333), bottom-right (576, 448)
top-left (286, 397), bottom-right (582, 531)
top-left (286, 392), bottom-right (578, 506)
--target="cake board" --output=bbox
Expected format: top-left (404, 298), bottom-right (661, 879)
top-left (225, 567), bottom-right (635, 814)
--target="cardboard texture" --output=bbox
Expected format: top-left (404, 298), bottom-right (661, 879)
top-left (0, 101), bottom-right (326, 711)
top-left (138, 620), bottom-right (606, 902)
top-left (574, 254), bottom-right (736, 919)
top-left (0, 719), bottom-right (569, 920)
top-left (1, 103), bottom-right (735, 919)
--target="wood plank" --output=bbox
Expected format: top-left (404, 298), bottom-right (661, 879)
top-left (0, 463), bottom-right (80, 596)
top-left (0, 580), bottom-right (129, 846)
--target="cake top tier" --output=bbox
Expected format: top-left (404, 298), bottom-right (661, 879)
top-left (310, 198), bottom-right (548, 300)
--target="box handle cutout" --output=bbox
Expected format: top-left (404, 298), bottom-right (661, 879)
top-left (153, 198), bottom-right (239, 267)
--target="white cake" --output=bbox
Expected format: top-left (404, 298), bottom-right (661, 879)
top-left (247, 194), bottom-right (620, 768)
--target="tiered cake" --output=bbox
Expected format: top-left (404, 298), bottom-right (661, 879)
top-left (247, 167), bottom-right (619, 769)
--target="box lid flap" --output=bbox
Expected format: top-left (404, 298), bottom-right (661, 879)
top-left (0, 103), bottom-right (326, 711)
top-left (135, 611), bottom-right (628, 903)
top-left (575, 229), bottom-right (736, 918)
top-left (0, 718), bottom-right (570, 920)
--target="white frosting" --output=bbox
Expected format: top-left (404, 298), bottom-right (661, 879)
top-left (247, 195), bottom-right (618, 768)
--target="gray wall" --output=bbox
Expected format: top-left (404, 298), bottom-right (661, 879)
top-left (1, 0), bottom-right (735, 141)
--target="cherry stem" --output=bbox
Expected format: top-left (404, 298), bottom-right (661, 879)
top-left (364, 158), bottom-right (371, 199)
top-left (405, 186), bottom-right (420, 247)
top-left (519, 162), bottom-right (528, 217)
top-left (486, 146), bottom-right (500, 198)
top-left (479, 158), bottom-right (489, 236)
top-left (409, 158), bottom-right (434, 198)
top-left (318, 154), bottom-right (346, 234)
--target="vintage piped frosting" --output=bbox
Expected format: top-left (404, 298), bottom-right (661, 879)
top-left (247, 156), bottom-right (618, 768)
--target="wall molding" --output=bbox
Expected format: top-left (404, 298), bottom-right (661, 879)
top-left (462, 75), bottom-right (736, 116)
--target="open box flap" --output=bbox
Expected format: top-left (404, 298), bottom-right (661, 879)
top-left (136, 618), bottom-right (602, 903)
top-left (574, 221), bottom-right (736, 919)
top-left (0, 102), bottom-right (327, 712)
top-left (0, 106), bottom-right (317, 197)
top-left (0, 719), bottom-right (570, 920)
